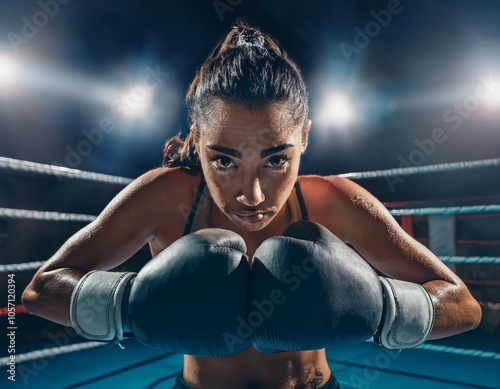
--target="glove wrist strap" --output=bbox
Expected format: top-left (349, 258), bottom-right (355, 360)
top-left (376, 277), bottom-right (435, 349)
top-left (70, 270), bottom-right (136, 342)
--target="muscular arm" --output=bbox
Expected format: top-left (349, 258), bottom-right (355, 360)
top-left (22, 168), bottom-right (185, 327)
top-left (304, 176), bottom-right (481, 339)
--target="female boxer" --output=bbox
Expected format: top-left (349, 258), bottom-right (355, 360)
top-left (23, 21), bottom-right (481, 389)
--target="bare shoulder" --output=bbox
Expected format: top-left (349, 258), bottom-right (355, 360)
top-left (125, 167), bottom-right (203, 251)
top-left (131, 166), bottom-right (199, 191)
top-left (113, 167), bottom-right (201, 208)
top-left (119, 167), bottom-right (202, 224)
top-left (297, 174), bottom-right (370, 210)
top-left (297, 175), bottom-right (390, 241)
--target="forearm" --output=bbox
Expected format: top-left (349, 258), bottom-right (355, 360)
top-left (22, 267), bottom-right (85, 327)
top-left (423, 279), bottom-right (482, 339)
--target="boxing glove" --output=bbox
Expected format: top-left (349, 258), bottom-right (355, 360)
top-left (70, 228), bottom-right (251, 357)
top-left (250, 221), bottom-right (434, 353)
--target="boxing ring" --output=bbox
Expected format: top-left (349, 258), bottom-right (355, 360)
top-left (0, 156), bottom-right (499, 388)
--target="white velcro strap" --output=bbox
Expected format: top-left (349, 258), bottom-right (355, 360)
top-left (377, 277), bottom-right (435, 349)
top-left (70, 271), bottom-right (136, 342)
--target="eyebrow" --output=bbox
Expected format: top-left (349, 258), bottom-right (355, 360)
top-left (207, 144), bottom-right (295, 159)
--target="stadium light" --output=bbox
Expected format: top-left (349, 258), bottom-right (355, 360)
top-left (485, 83), bottom-right (500, 109)
top-left (118, 85), bottom-right (153, 120)
top-left (0, 54), bottom-right (17, 86)
top-left (318, 91), bottom-right (354, 128)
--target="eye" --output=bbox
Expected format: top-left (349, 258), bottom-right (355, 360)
top-left (211, 156), bottom-right (236, 170)
top-left (266, 155), bottom-right (289, 169)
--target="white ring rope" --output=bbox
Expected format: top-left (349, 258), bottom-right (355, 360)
top-left (0, 207), bottom-right (95, 222)
top-left (0, 156), bottom-right (133, 185)
top-left (1, 156), bottom-right (499, 185)
top-left (0, 201), bottom-right (499, 273)
top-left (417, 343), bottom-right (500, 360)
top-left (338, 157), bottom-right (500, 179)
top-left (0, 341), bottom-right (107, 365)
top-left (0, 339), bottom-right (498, 368)
top-left (0, 261), bottom-right (46, 272)
top-left (389, 205), bottom-right (500, 216)
top-left (1, 204), bottom-right (499, 223)
top-left (439, 256), bottom-right (500, 265)
top-left (3, 256), bottom-right (500, 273)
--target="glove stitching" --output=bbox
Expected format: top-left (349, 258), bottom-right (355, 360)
top-left (422, 287), bottom-right (435, 343)
top-left (387, 279), bottom-right (403, 347)
top-left (373, 281), bottom-right (387, 344)
top-left (71, 279), bottom-right (86, 336)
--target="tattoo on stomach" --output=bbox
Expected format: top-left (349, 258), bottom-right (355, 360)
top-left (293, 368), bottom-right (324, 389)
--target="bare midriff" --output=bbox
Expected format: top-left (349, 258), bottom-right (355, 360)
top-left (183, 346), bottom-right (332, 389)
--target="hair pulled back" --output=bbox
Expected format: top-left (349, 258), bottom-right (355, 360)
top-left (163, 20), bottom-right (308, 171)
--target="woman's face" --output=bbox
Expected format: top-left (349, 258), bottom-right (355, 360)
top-left (197, 101), bottom-right (309, 232)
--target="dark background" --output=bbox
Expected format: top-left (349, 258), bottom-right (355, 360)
top-left (0, 0), bottom-right (499, 362)
top-left (0, 0), bottom-right (499, 179)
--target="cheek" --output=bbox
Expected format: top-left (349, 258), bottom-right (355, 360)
top-left (203, 170), bottom-right (235, 206)
top-left (265, 171), bottom-right (297, 204)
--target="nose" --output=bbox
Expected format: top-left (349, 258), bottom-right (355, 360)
top-left (237, 177), bottom-right (265, 206)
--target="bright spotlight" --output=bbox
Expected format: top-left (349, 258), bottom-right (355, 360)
top-left (319, 92), bottom-right (354, 127)
top-left (0, 54), bottom-right (17, 85)
top-left (485, 85), bottom-right (500, 109)
top-left (119, 85), bottom-right (153, 120)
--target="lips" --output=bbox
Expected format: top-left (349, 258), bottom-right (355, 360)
top-left (235, 211), bottom-right (268, 224)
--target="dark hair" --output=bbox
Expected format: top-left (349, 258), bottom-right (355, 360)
top-left (163, 20), bottom-right (309, 170)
